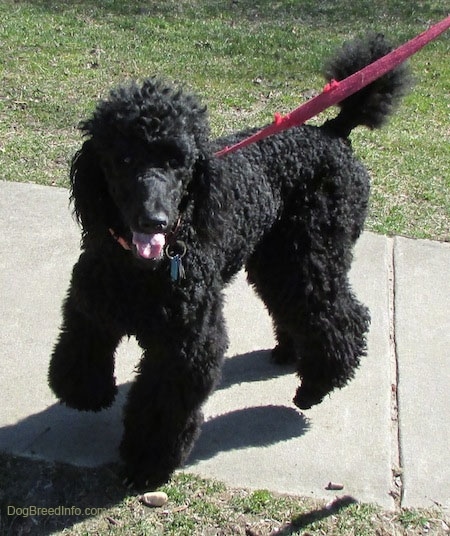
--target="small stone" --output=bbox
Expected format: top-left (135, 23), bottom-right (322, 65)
top-left (139, 491), bottom-right (168, 507)
top-left (325, 482), bottom-right (344, 491)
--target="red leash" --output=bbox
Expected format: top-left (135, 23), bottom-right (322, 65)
top-left (215, 15), bottom-right (450, 158)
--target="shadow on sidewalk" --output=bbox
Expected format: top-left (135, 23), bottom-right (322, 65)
top-left (218, 349), bottom-right (296, 390)
top-left (0, 350), bottom-right (314, 535)
top-left (188, 405), bottom-right (309, 464)
top-left (0, 351), bottom-right (305, 467)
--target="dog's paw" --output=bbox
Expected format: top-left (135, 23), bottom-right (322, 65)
top-left (61, 387), bottom-right (117, 412)
top-left (51, 376), bottom-right (117, 412)
top-left (49, 347), bottom-right (118, 411)
top-left (121, 467), bottom-right (171, 492)
top-left (293, 382), bottom-right (329, 410)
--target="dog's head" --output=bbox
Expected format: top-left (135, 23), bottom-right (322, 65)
top-left (70, 78), bottom-right (223, 264)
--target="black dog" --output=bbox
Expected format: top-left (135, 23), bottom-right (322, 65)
top-left (49, 35), bottom-right (409, 488)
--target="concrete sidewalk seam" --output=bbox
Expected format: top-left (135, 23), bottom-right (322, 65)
top-left (388, 237), bottom-right (403, 508)
top-left (392, 237), bottom-right (450, 509)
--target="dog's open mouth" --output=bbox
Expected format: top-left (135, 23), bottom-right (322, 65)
top-left (132, 232), bottom-right (166, 260)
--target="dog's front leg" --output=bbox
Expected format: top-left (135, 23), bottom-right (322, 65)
top-left (120, 292), bottom-right (228, 489)
top-left (49, 291), bottom-right (123, 411)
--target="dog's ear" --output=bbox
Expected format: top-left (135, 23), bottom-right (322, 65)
top-left (191, 151), bottom-right (228, 241)
top-left (70, 139), bottom-right (118, 238)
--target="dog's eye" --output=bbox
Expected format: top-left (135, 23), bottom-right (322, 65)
top-left (122, 156), bottom-right (132, 166)
top-left (148, 142), bottom-right (185, 169)
top-left (168, 157), bottom-right (183, 169)
top-left (166, 154), bottom-right (185, 169)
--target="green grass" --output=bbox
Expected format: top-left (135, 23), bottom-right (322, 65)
top-left (0, 0), bottom-right (449, 239)
top-left (1, 454), bottom-right (449, 535)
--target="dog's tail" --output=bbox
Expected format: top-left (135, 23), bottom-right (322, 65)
top-left (323, 34), bottom-right (412, 138)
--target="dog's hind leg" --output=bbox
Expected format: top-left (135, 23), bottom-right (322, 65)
top-left (291, 283), bottom-right (370, 410)
top-left (49, 293), bottom-right (122, 411)
top-left (246, 224), bottom-right (370, 410)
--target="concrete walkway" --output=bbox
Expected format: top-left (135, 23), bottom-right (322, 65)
top-left (0, 180), bottom-right (448, 511)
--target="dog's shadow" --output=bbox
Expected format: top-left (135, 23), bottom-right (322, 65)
top-left (218, 348), bottom-right (297, 389)
top-left (0, 350), bottom-right (307, 467)
top-left (188, 405), bottom-right (309, 464)
top-left (188, 349), bottom-right (309, 463)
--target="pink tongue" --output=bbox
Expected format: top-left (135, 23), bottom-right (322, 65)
top-left (132, 232), bottom-right (165, 259)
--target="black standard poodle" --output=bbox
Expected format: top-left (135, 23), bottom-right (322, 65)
top-left (49, 35), bottom-right (409, 488)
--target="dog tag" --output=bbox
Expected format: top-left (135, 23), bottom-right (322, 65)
top-left (170, 255), bottom-right (185, 281)
top-left (166, 240), bottom-right (187, 282)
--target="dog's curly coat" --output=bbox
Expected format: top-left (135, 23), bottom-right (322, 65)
top-left (49, 35), bottom-right (409, 488)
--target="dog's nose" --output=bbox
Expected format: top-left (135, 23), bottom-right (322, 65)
top-left (138, 213), bottom-right (169, 233)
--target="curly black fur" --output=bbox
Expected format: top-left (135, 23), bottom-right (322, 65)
top-left (323, 33), bottom-right (412, 135)
top-left (49, 35), bottom-right (409, 488)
